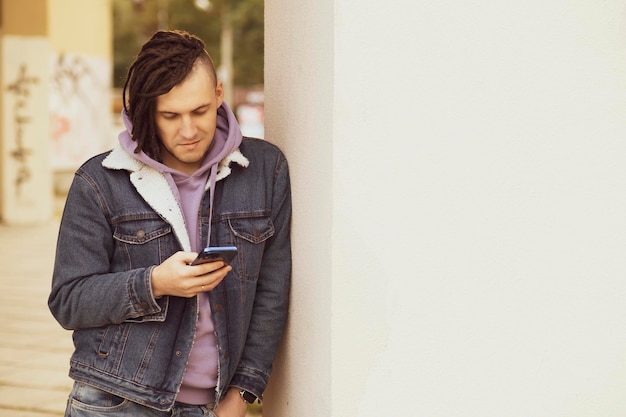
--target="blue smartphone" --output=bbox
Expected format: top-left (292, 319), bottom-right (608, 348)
top-left (190, 246), bottom-right (238, 266)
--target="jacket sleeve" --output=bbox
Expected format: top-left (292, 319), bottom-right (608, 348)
top-left (229, 150), bottom-right (292, 400)
top-left (48, 169), bottom-right (163, 330)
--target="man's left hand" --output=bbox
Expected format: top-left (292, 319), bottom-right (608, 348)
top-left (214, 387), bottom-right (248, 417)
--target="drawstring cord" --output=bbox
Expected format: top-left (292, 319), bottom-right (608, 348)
top-left (205, 164), bottom-right (218, 247)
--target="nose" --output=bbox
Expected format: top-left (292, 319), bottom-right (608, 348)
top-left (180, 115), bottom-right (197, 139)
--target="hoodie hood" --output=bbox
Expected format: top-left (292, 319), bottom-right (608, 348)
top-left (108, 102), bottom-right (249, 251)
top-left (118, 101), bottom-right (243, 178)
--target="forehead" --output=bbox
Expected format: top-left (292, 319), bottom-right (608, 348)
top-left (156, 64), bottom-right (216, 112)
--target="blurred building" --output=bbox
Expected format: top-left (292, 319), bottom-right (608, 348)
top-left (0, 0), bottom-right (112, 224)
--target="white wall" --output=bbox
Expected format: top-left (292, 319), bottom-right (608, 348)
top-left (1, 35), bottom-right (52, 224)
top-left (263, 0), bottom-right (334, 415)
top-left (266, 1), bottom-right (626, 416)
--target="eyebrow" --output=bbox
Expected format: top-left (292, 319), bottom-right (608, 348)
top-left (158, 103), bottom-right (211, 115)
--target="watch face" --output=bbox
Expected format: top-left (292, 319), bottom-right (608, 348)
top-left (241, 390), bottom-right (257, 403)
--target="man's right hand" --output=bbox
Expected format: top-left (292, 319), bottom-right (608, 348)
top-left (150, 251), bottom-right (232, 298)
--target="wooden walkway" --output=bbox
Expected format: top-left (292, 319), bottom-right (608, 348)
top-left (0, 220), bottom-right (72, 416)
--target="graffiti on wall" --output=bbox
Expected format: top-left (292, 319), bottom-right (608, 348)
top-left (5, 63), bottom-right (38, 198)
top-left (50, 53), bottom-right (112, 169)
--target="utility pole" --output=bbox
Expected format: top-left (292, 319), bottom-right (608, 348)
top-left (157, 0), bottom-right (169, 30)
top-left (219, 0), bottom-right (234, 105)
top-left (194, 0), bottom-right (234, 105)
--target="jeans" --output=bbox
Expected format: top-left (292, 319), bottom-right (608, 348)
top-left (65, 382), bottom-right (216, 417)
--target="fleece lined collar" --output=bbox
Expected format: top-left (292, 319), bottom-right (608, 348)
top-left (101, 144), bottom-right (249, 251)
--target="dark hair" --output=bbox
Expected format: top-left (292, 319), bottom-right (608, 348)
top-left (122, 30), bottom-right (217, 160)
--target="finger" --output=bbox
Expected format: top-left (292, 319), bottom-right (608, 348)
top-left (171, 251), bottom-right (198, 262)
top-left (192, 261), bottom-right (226, 276)
top-left (200, 265), bottom-right (232, 291)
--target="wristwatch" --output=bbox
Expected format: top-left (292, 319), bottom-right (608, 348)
top-left (240, 389), bottom-right (257, 404)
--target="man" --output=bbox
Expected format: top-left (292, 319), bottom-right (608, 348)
top-left (48, 30), bottom-right (291, 417)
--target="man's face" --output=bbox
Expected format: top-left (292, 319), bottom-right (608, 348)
top-left (155, 62), bottom-right (224, 175)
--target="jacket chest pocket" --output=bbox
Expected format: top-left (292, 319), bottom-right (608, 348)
top-left (113, 219), bottom-right (174, 269)
top-left (226, 216), bottom-right (274, 280)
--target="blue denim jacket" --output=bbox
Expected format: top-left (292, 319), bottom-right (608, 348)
top-left (48, 137), bottom-right (291, 411)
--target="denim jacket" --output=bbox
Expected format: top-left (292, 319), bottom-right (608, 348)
top-left (48, 137), bottom-right (291, 411)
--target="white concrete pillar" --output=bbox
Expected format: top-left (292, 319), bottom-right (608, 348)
top-left (0, 0), bottom-right (111, 224)
top-left (263, 0), bottom-right (334, 415)
top-left (0, 1), bottom-right (53, 224)
top-left (266, 1), bottom-right (626, 416)
top-left (48, 0), bottom-right (113, 195)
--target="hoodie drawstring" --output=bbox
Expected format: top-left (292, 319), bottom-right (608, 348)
top-left (205, 163), bottom-right (218, 247)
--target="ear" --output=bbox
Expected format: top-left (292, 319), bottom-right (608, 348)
top-left (216, 81), bottom-right (225, 107)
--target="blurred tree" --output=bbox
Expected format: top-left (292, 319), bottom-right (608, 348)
top-left (112, 0), bottom-right (263, 89)
top-left (231, 0), bottom-right (264, 86)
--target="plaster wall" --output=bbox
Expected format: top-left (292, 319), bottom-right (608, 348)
top-left (2, 0), bottom-right (47, 35)
top-left (48, 0), bottom-right (112, 57)
top-left (266, 1), bottom-right (626, 416)
top-left (0, 0), bottom-right (51, 224)
top-left (263, 0), bottom-right (334, 415)
top-left (47, 0), bottom-right (113, 193)
top-left (0, 0), bottom-right (111, 223)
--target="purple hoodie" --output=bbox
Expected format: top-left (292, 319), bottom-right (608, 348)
top-left (118, 102), bottom-right (243, 405)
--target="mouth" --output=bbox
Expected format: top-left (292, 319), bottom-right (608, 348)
top-left (180, 139), bottom-right (202, 150)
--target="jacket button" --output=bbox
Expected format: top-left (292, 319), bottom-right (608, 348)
top-left (136, 230), bottom-right (145, 239)
top-left (214, 304), bottom-right (223, 312)
top-left (176, 351), bottom-right (182, 357)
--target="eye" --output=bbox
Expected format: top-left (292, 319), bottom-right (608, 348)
top-left (193, 106), bottom-right (210, 116)
top-left (161, 113), bottom-right (178, 120)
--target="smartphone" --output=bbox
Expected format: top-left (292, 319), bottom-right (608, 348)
top-left (190, 246), bottom-right (238, 266)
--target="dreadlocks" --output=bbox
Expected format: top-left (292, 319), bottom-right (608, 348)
top-left (122, 30), bottom-right (218, 160)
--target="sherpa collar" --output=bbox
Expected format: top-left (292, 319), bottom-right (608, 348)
top-left (101, 144), bottom-right (249, 251)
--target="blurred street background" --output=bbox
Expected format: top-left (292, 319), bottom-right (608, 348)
top-left (0, 219), bottom-right (72, 416)
top-left (0, 1), bottom-right (264, 415)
